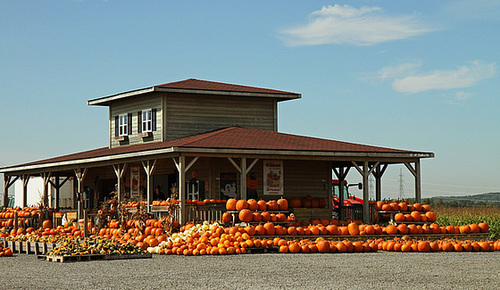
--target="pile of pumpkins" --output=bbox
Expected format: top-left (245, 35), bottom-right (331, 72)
top-left (222, 198), bottom-right (294, 224)
top-left (0, 242), bottom-right (13, 257)
top-left (374, 200), bottom-right (437, 223)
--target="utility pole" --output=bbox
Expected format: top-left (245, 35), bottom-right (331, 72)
top-left (369, 175), bottom-right (374, 200)
top-left (398, 168), bottom-right (404, 200)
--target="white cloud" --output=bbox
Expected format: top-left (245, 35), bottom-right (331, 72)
top-left (280, 4), bottom-right (435, 46)
top-left (374, 61), bottom-right (423, 81)
top-left (392, 61), bottom-right (495, 93)
top-left (454, 91), bottom-right (472, 100)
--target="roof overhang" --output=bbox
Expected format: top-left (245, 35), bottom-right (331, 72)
top-left (0, 146), bottom-right (434, 175)
top-left (88, 86), bottom-right (301, 106)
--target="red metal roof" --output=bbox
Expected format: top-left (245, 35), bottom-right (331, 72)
top-left (156, 79), bottom-right (298, 95)
top-left (88, 79), bottom-right (300, 106)
top-left (2, 127), bottom-right (431, 171)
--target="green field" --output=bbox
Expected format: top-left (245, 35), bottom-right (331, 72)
top-left (434, 206), bottom-right (500, 240)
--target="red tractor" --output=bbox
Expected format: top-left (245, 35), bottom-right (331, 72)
top-left (332, 179), bottom-right (363, 209)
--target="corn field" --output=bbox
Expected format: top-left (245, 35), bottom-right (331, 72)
top-left (434, 206), bottom-right (500, 240)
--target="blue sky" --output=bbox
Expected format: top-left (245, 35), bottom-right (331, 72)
top-left (1, 1), bottom-right (499, 199)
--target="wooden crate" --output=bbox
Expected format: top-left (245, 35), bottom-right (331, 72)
top-left (293, 208), bottom-right (331, 222)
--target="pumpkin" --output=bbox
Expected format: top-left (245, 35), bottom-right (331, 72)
top-left (257, 200), bottom-right (267, 211)
top-left (263, 222), bottom-right (275, 235)
top-left (277, 198), bottom-right (288, 211)
top-left (238, 209), bottom-right (253, 223)
top-left (394, 213), bottom-right (405, 222)
top-left (252, 212), bottom-right (262, 222)
top-left (326, 225), bottom-right (339, 235)
top-left (221, 212), bottom-right (232, 223)
top-left (422, 211), bottom-right (435, 222)
top-left (302, 199), bottom-right (312, 208)
top-left (417, 241), bottom-right (430, 252)
top-left (397, 224), bottom-right (409, 235)
top-left (398, 202), bottom-right (408, 211)
top-left (226, 199), bottom-right (237, 211)
top-left (317, 241), bottom-right (330, 253)
top-left (478, 222), bottom-right (489, 233)
top-left (255, 224), bottom-right (266, 235)
top-left (235, 200), bottom-right (249, 211)
top-left (381, 204), bottom-right (392, 211)
top-left (247, 199), bottom-right (259, 211)
top-left (410, 211), bottom-right (421, 222)
top-left (261, 212), bottom-right (271, 222)
top-left (347, 222), bottom-right (359, 236)
top-left (42, 220), bottom-right (53, 229)
top-left (289, 198), bottom-right (302, 208)
top-left (385, 225), bottom-right (398, 235)
top-left (266, 200), bottom-right (279, 211)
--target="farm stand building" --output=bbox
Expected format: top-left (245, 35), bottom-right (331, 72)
top-left (1, 79), bottom-right (433, 224)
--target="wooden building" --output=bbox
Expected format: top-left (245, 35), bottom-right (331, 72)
top-left (1, 79), bottom-right (434, 224)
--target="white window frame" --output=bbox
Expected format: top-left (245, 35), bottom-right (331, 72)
top-left (141, 109), bottom-right (152, 133)
top-left (118, 113), bottom-right (128, 136)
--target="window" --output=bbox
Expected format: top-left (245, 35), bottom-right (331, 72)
top-left (141, 109), bottom-right (152, 132)
top-left (118, 113), bottom-right (129, 136)
top-left (138, 108), bottom-right (156, 134)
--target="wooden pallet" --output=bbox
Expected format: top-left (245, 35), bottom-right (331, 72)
top-left (41, 253), bottom-right (152, 263)
top-left (245, 247), bottom-right (279, 254)
top-left (250, 233), bottom-right (489, 241)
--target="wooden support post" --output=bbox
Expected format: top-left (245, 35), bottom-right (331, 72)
top-left (49, 175), bottom-right (70, 210)
top-left (3, 175), bottom-right (19, 207)
top-left (75, 168), bottom-right (88, 222)
top-left (142, 159), bottom-right (158, 213)
top-left (240, 158), bottom-right (247, 199)
top-left (178, 156), bottom-right (186, 225)
top-left (14, 210), bottom-right (18, 230)
top-left (362, 161), bottom-right (370, 224)
top-left (228, 157), bottom-right (259, 200)
top-left (83, 210), bottom-right (88, 237)
top-left (404, 161), bottom-right (421, 203)
top-left (415, 160), bottom-right (421, 203)
top-left (41, 172), bottom-right (52, 207)
top-left (54, 176), bottom-right (60, 210)
top-left (373, 164), bottom-right (388, 201)
top-left (328, 163), bottom-right (333, 219)
top-left (112, 164), bottom-right (127, 207)
top-left (21, 174), bottom-right (30, 208)
top-left (352, 161), bottom-right (379, 224)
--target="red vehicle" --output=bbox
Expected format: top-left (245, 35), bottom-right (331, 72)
top-left (332, 179), bottom-right (363, 208)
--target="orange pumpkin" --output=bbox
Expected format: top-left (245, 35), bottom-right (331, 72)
top-left (226, 199), bottom-right (237, 211)
top-left (238, 209), bottom-right (253, 223)
top-left (235, 200), bottom-right (249, 211)
top-left (42, 220), bottom-right (53, 229)
top-left (277, 198), bottom-right (288, 211)
top-left (247, 199), bottom-right (259, 211)
top-left (317, 241), bottom-right (330, 253)
top-left (347, 222), bottom-right (359, 236)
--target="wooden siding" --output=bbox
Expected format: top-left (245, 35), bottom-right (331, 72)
top-left (109, 94), bottom-right (163, 148)
top-left (163, 93), bottom-right (276, 140)
top-left (283, 160), bottom-right (330, 200)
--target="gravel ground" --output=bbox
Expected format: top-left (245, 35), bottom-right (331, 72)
top-left (0, 252), bottom-right (499, 289)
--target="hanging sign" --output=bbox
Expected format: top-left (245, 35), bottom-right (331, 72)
top-left (263, 160), bottom-right (283, 195)
top-left (130, 166), bottom-right (141, 198)
top-left (220, 172), bottom-right (238, 199)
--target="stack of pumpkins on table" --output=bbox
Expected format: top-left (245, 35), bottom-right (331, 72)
top-left (222, 198), bottom-right (293, 225)
top-left (373, 200), bottom-right (437, 223)
top-left (1, 201), bottom-right (499, 257)
top-left (0, 206), bottom-right (40, 229)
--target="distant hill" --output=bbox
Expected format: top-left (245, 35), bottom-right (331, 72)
top-left (429, 192), bottom-right (500, 202)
